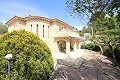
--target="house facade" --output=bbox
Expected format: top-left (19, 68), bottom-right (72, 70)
top-left (6, 16), bottom-right (81, 55)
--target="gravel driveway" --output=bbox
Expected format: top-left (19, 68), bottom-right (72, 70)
top-left (50, 49), bottom-right (120, 80)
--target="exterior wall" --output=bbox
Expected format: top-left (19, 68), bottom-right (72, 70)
top-left (49, 21), bottom-right (72, 53)
top-left (7, 16), bottom-right (81, 54)
top-left (18, 20), bottom-right (26, 30)
top-left (26, 19), bottom-right (52, 49)
top-left (57, 22), bottom-right (73, 31)
top-left (50, 22), bottom-right (60, 53)
top-left (8, 20), bottom-right (26, 32)
top-left (8, 20), bottom-right (18, 32)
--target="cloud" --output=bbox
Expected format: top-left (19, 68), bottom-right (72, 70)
top-left (0, 1), bottom-right (49, 20)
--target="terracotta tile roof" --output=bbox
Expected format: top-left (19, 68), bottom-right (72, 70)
top-left (52, 18), bottom-right (73, 29)
top-left (6, 16), bottom-right (74, 29)
top-left (25, 16), bottom-right (52, 22)
top-left (6, 16), bottom-right (25, 25)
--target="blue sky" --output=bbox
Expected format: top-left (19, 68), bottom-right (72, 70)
top-left (0, 0), bottom-right (88, 30)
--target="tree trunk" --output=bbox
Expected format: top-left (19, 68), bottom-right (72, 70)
top-left (99, 45), bottom-right (103, 55)
top-left (109, 42), bottom-right (117, 67)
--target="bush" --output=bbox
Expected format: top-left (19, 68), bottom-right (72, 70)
top-left (85, 43), bottom-right (96, 50)
top-left (114, 45), bottom-right (120, 62)
top-left (102, 46), bottom-right (112, 57)
top-left (81, 43), bottom-right (86, 49)
top-left (81, 43), bottom-right (100, 51)
top-left (0, 30), bottom-right (54, 80)
top-left (102, 45), bottom-right (120, 61)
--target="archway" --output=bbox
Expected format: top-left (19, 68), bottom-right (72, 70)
top-left (57, 40), bottom-right (66, 52)
top-left (70, 40), bottom-right (74, 52)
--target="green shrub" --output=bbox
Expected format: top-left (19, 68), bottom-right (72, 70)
top-left (81, 43), bottom-right (100, 51)
top-left (0, 30), bottom-right (54, 80)
top-left (114, 45), bottom-right (120, 62)
top-left (85, 43), bottom-right (96, 50)
top-left (102, 46), bottom-right (112, 57)
top-left (81, 43), bottom-right (86, 49)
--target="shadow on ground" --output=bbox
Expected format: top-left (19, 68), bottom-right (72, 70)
top-left (49, 56), bottom-right (120, 80)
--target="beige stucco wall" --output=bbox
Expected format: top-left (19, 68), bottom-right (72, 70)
top-left (26, 19), bottom-right (52, 49)
top-left (57, 22), bottom-right (73, 31)
top-left (7, 16), bottom-right (81, 54)
top-left (8, 20), bottom-right (18, 32)
top-left (18, 20), bottom-right (26, 30)
top-left (50, 21), bottom-right (74, 53)
top-left (50, 22), bottom-right (60, 53)
top-left (8, 20), bottom-right (26, 32)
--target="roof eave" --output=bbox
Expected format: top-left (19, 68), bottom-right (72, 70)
top-left (6, 16), bottom-right (25, 26)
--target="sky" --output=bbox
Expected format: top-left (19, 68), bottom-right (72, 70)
top-left (0, 0), bottom-right (88, 30)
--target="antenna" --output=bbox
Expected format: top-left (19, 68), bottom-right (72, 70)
top-left (29, 9), bottom-right (31, 16)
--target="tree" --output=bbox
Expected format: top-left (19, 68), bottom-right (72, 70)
top-left (66, 0), bottom-right (120, 66)
top-left (0, 30), bottom-right (54, 80)
top-left (95, 29), bottom-right (120, 66)
top-left (66, 0), bottom-right (120, 19)
top-left (0, 22), bottom-right (8, 35)
top-left (78, 30), bottom-right (83, 36)
top-left (92, 16), bottom-right (120, 66)
top-left (66, 0), bottom-right (120, 36)
top-left (80, 26), bottom-right (92, 35)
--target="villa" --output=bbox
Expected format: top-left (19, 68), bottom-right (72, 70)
top-left (6, 16), bottom-right (81, 55)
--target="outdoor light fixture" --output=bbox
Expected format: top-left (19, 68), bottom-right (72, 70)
top-left (5, 54), bottom-right (13, 80)
top-left (5, 54), bottom-right (12, 60)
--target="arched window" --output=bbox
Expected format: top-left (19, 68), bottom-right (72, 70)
top-left (43, 25), bottom-right (44, 38)
top-left (48, 26), bottom-right (49, 38)
top-left (31, 24), bottom-right (32, 32)
top-left (59, 27), bottom-right (63, 31)
top-left (36, 24), bottom-right (38, 35)
top-left (14, 25), bottom-right (15, 30)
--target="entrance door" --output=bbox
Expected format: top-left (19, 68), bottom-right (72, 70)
top-left (60, 43), bottom-right (62, 51)
top-left (58, 41), bottom-right (66, 52)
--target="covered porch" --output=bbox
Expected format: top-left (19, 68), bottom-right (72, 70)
top-left (54, 36), bottom-right (81, 55)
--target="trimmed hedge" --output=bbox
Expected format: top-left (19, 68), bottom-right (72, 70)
top-left (0, 30), bottom-right (54, 80)
top-left (81, 43), bottom-right (100, 51)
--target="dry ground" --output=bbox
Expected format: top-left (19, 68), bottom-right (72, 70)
top-left (50, 49), bottom-right (120, 80)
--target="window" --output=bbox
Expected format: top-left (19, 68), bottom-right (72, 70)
top-left (36, 24), bottom-right (38, 35)
top-left (48, 26), bottom-right (49, 38)
top-left (43, 25), bottom-right (44, 38)
top-left (14, 25), bottom-right (15, 30)
top-left (27, 25), bottom-right (28, 30)
top-left (59, 28), bottom-right (63, 31)
top-left (31, 24), bottom-right (32, 32)
top-left (16, 25), bottom-right (17, 30)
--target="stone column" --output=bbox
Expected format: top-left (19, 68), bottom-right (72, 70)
top-left (66, 40), bottom-right (70, 56)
